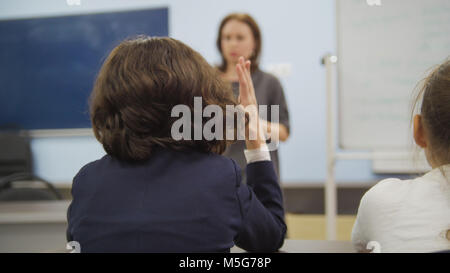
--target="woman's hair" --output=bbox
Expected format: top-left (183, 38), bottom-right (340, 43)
top-left (90, 36), bottom-right (238, 162)
top-left (412, 59), bottom-right (450, 167)
top-left (216, 13), bottom-right (261, 73)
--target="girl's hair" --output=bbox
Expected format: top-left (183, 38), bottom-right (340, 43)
top-left (412, 59), bottom-right (450, 242)
top-left (412, 59), bottom-right (450, 167)
top-left (216, 13), bottom-right (261, 73)
top-left (90, 36), bottom-right (238, 162)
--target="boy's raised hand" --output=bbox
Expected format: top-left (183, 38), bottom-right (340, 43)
top-left (236, 56), bottom-right (265, 149)
top-left (236, 56), bottom-right (257, 108)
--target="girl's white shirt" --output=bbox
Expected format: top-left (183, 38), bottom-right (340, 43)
top-left (352, 164), bottom-right (450, 253)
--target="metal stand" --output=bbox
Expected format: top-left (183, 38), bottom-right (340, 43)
top-left (321, 54), bottom-right (420, 240)
top-left (323, 54), bottom-right (338, 240)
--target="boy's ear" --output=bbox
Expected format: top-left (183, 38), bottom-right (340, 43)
top-left (413, 114), bottom-right (427, 148)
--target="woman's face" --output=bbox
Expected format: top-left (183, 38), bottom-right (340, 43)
top-left (220, 19), bottom-right (255, 67)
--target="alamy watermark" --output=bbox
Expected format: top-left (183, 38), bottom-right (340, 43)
top-left (366, 241), bottom-right (382, 253)
top-left (171, 97), bottom-right (280, 151)
top-left (66, 241), bottom-right (81, 253)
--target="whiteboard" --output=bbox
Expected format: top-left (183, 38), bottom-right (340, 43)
top-left (337, 0), bottom-right (450, 149)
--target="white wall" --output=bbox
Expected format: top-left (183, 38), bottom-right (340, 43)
top-left (0, 0), bottom-right (383, 185)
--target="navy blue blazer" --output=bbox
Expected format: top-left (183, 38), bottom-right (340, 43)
top-left (67, 146), bottom-right (286, 253)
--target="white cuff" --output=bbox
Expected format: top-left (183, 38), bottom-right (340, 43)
top-left (244, 144), bottom-right (271, 163)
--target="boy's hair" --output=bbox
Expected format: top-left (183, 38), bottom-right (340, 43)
top-left (90, 36), bottom-right (237, 161)
top-left (413, 59), bottom-right (450, 167)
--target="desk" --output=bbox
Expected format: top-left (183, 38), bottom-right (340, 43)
top-left (0, 201), bottom-right (354, 253)
top-left (231, 240), bottom-right (354, 253)
top-left (0, 201), bottom-right (70, 253)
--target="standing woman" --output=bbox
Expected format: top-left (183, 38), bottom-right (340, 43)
top-left (217, 13), bottom-right (290, 182)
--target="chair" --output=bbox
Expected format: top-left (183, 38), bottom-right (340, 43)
top-left (0, 127), bottom-right (62, 201)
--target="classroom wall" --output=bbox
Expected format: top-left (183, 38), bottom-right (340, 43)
top-left (0, 0), bottom-right (383, 185)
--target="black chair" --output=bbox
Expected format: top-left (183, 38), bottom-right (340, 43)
top-left (0, 127), bottom-right (62, 201)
